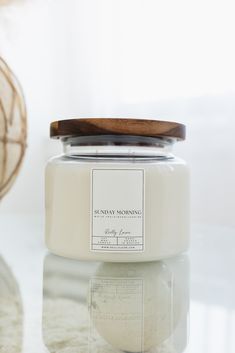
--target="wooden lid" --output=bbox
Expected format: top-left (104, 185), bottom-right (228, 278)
top-left (50, 118), bottom-right (186, 140)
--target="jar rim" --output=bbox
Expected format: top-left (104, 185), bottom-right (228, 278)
top-left (50, 118), bottom-right (186, 141)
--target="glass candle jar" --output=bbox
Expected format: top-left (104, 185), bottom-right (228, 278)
top-left (45, 118), bottom-right (190, 262)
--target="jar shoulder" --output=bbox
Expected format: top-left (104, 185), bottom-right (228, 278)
top-left (46, 155), bottom-right (188, 165)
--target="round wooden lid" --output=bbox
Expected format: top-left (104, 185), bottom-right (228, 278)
top-left (50, 118), bottom-right (186, 140)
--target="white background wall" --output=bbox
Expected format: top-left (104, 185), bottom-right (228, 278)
top-left (0, 0), bottom-right (235, 226)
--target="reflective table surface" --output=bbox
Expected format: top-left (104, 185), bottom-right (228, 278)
top-left (0, 214), bottom-right (234, 353)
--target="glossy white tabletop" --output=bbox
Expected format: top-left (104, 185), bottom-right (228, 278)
top-left (0, 214), bottom-right (234, 353)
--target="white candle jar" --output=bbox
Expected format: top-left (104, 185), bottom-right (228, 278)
top-left (45, 118), bottom-right (190, 262)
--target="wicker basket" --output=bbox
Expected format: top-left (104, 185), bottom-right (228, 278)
top-left (0, 57), bottom-right (27, 199)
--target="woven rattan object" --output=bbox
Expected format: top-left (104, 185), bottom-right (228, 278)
top-left (0, 57), bottom-right (27, 199)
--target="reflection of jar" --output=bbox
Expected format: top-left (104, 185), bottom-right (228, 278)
top-left (89, 258), bottom-right (189, 352)
top-left (42, 254), bottom-right (189, 353)
top-left (45, 118), bottom-right (190, 262)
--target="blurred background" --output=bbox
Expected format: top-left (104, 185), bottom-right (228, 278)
top-left (0, 0), bottom-right (235, 227)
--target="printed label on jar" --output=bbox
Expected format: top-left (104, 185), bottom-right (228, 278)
top-left (91, 169), bottom-right (145, 252)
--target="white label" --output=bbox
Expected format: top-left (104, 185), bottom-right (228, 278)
top-left (91, 169), bottom-right (145, 252)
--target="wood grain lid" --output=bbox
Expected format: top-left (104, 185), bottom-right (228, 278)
top-left (50, 118), bottom-right (186, 140)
